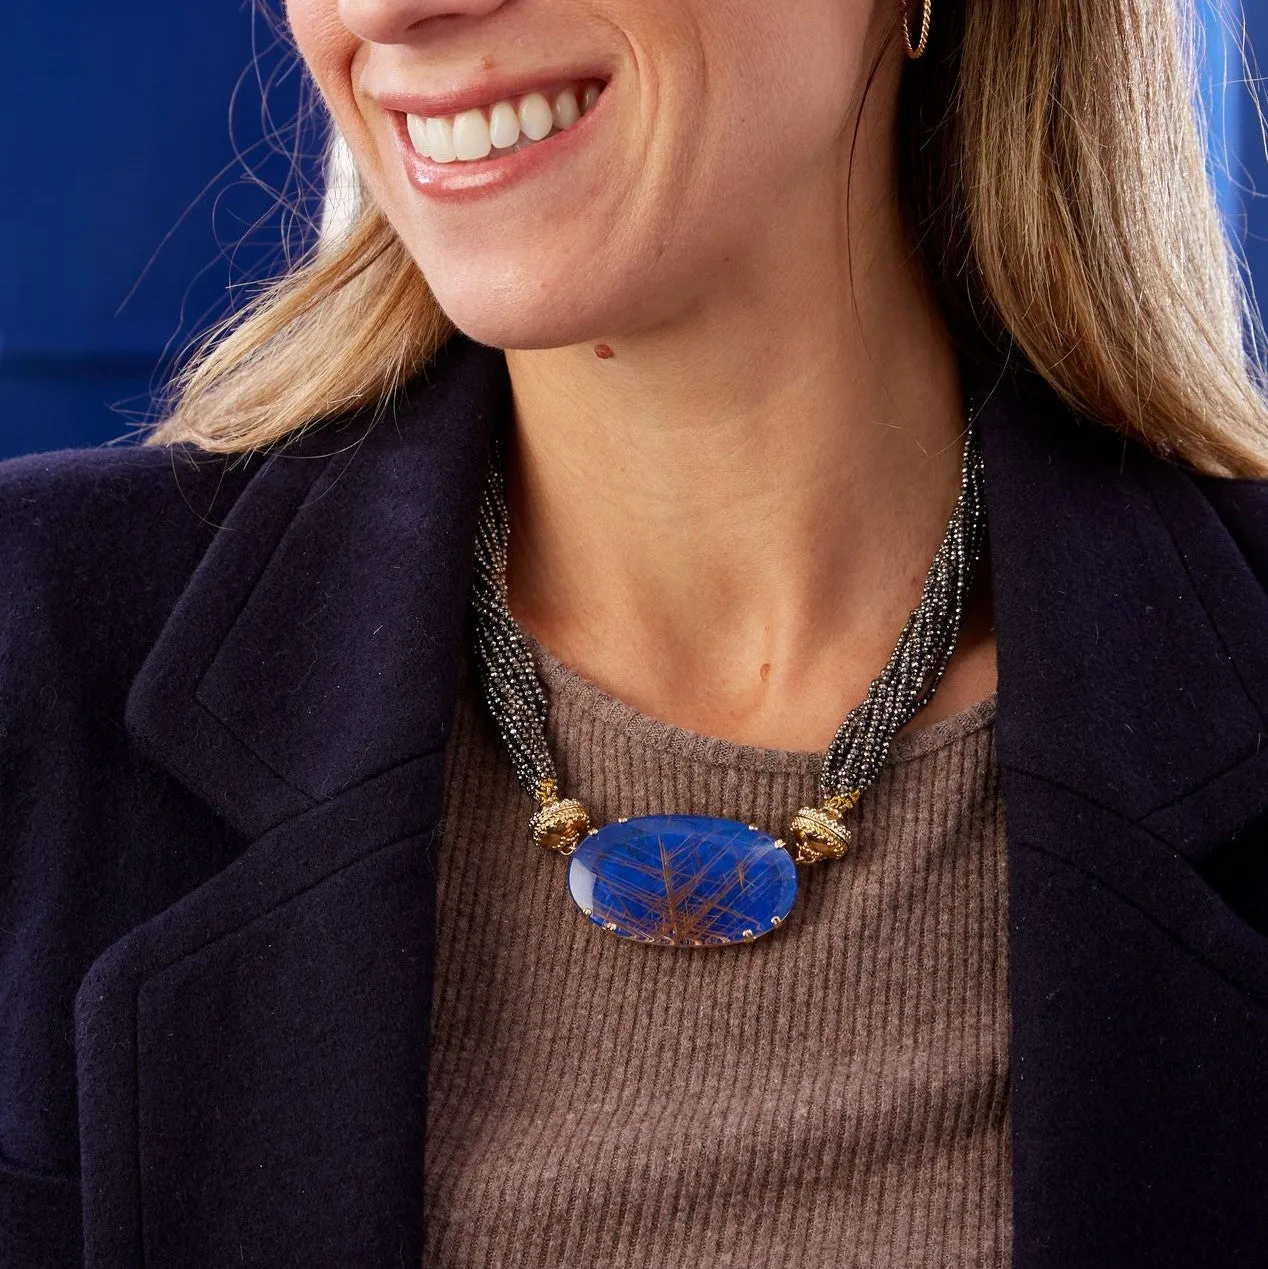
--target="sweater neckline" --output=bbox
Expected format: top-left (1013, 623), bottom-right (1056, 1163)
top-left (516, 629), bottom-right (998, 778)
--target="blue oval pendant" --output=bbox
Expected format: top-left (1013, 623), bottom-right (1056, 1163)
top-left (568, 814), bottom-right (798, 947)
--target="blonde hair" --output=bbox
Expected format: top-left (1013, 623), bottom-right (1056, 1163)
top-left (146, 0), bottom-right (1268, 478)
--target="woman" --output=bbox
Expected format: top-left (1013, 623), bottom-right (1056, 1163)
top-left (3, 0), bottom-right (1268, 1263)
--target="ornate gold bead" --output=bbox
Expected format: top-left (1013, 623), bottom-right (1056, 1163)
top-left (529, 795), bottom-right (593, 855)
top-left (787, 790), bottom-right (860, 865)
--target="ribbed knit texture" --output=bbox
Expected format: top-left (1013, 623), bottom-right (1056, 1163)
top-left (426, 632), bottom-right (1012, 1268)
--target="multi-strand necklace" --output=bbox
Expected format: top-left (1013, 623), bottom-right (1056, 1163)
top-left (468, 402), bottom-right (987, 948)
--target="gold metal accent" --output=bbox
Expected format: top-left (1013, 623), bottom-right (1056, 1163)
top-left (901, 0), bottom-right (931, 59)
top-left (824, 790), bottom-right (861, 816)
top-left (787, 789), bottom-right (860, 865)
top-left (529, 781), bottom-right (593, 856)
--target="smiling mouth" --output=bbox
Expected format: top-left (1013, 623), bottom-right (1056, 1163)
top-left (402, 78), bottom-right (607, 164)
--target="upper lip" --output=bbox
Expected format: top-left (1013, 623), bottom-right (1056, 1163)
top-left (370, 65), bottom-right (612, 121)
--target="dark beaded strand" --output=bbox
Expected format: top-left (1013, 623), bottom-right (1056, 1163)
top-left (818, 408), bottom-right (988, 799)
top-left (469, 401), bottom-right (987, 863)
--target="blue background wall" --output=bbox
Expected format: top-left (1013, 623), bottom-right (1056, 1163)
top-left (1, 2), bottom-right (1265, 459)
top-left (0, 5), bottom-right (318, 458)
top-left (1203, 0), bottom-right (1268, 321)
top-left (1237, 3), bottom-right (1268, 311)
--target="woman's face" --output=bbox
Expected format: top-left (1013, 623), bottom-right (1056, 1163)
top-left (288, 0), bottom-right (899, 349)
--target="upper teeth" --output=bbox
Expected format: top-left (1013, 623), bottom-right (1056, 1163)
top-left (406, 80), bottom-right (603, 163)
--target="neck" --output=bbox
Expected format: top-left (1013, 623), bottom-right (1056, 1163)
top-left (502, 201), bottom-right (996, 751)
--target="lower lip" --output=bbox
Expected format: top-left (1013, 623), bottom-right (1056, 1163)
top-left (394, 84), bottom-right (611, 204)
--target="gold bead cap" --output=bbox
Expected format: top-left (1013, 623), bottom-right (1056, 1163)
top-left (530, 778), bottom-right (593, 855)
top-left (787, 790), bottom-right (860, 865)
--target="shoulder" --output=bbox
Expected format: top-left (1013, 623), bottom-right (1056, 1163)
top-left (1004, 358), bottom-right (1268, 594)
top-left (0, 440), bottom-right (261, 573)
top-left (0, 441), bottom-right (269, 710)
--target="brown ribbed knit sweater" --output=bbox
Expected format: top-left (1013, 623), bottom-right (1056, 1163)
top-left (426, 632), bottom-right (1012, 1268)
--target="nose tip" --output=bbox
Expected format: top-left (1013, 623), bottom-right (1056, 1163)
top-left (337, 0), bottom-right (508, 45)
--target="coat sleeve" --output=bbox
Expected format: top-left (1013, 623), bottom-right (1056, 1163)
top-left (0, 443), bottom-right (253, 1268)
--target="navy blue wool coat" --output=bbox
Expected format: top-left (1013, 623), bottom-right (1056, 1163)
top-left (2, 331), bottom-right (1267, 1268)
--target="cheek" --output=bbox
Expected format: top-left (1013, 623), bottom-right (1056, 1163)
top-left (286, 0), bottom-right (362, 130)
top-left (688, 1), bottom-right (874, 200)
top-left (739, 3), bottom-right (872, 136)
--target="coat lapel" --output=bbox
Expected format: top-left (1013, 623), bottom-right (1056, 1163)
top-left (973, 362), bottom-right (1268, 1264)
top-left (73, 334), bottom-right (1268, 1267)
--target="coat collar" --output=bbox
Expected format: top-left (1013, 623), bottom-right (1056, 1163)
top-left (122, 331), bottom-right (508, 840)
top-left (75, 331), bottom-right (1268, 1266)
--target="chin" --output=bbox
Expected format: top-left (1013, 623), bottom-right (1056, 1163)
top-left (424, 269), bottom-right (640, 353)
top-left (441, 304), bottom-right (612, 352)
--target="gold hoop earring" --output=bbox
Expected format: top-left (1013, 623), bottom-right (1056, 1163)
top-left (902, 0), bottom-right (932, 59)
